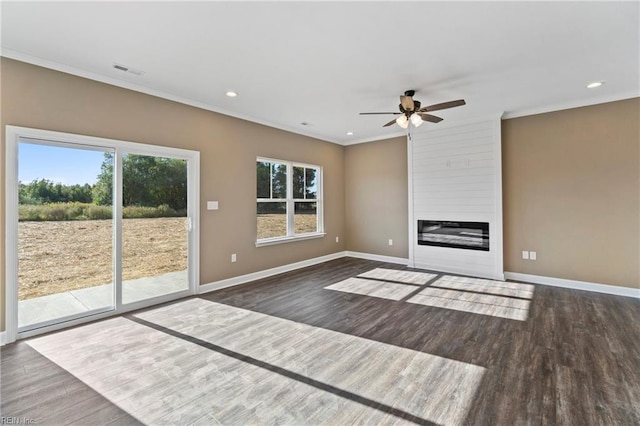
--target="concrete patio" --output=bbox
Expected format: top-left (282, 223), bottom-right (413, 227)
top-left (18, 270), bottom-right (188, 328)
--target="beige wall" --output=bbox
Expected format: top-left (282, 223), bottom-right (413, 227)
top-left (0, 58), bottom-right (346, 331)
top-left (503, 98), bottom-right (640, 288)
top-left (344, 137), bottom-right (408, 258)
top-left (1, 57), bottom-right (637, 333)
top-left (343, 99), bottom-right (640, 289)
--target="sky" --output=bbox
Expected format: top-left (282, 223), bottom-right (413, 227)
top-left (19, 142), bottom-right (108, 185)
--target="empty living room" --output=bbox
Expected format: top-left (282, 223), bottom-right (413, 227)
top-left (1, 2), bottom-right (638, 425)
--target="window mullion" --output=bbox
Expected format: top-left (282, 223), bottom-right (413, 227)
top-left (286, 162), bottom-right (294, 236)
top-left (269, 163), bottom-right (273, 199)
top-left (317, 167), bottom-right (323, 232)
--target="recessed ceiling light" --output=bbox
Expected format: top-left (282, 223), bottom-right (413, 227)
top-left (346, 132), bottom-right (354, 136)
top-left (586, 81), bottom-right (604, 89)
top-left (226, 91), bottom-right (238, 97)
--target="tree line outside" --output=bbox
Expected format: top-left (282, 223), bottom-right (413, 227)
top-left (256, 161), bottom-right (318, 214)
top-left (19, 154), bottom-right (187, 221)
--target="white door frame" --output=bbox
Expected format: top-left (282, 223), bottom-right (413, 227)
top-left (4, 125), bottom-right (200, 343)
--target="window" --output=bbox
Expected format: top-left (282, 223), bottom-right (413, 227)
top-left (257, 158), bottom-right (323, 244)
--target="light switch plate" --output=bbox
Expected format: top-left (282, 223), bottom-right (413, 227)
top-left (207, 201), bottom-right (219, 210)
top-left (522, 251), bottom-right (529, 260)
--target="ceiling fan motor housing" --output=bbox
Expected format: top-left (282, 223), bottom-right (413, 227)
top-left (399, 99), bottom-right (421, 114)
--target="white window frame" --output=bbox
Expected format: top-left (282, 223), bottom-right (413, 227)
top-left (256, 157), bottom-right (324, 247)
top-left (4, 125), bottom-right (200, 343)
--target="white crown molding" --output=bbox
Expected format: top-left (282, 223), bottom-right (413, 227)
top-left (343, 113), bottom-right (506, 146)
top-left (505, 272), bottom-right (640, 299)
top-left (0, 48), bottom-right (342, 145)
top-left (341, 131), bottom-right (407, 146)
top-left (503, 92), bottom-right (640, 120)
top-left (4, 49), bottom-right (637, 146)
top-left (413, 112), bottom-right (505, 133)
top-left (199, 252), bottom-right (347, 294)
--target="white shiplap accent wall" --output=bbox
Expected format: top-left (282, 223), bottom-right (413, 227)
top-left (408, 117), bottom-right (504, 280)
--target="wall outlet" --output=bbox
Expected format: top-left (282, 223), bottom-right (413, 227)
top-left (388, 239), bottom-right (393, 246)
top-left (335, 236), bottom-right (339, 243)
top-left (231, 253), bottom-right (237, 263)
top-left (530, 251), bottom-right (537, 260)
top-left (522, 250), bottom-right (529, 260)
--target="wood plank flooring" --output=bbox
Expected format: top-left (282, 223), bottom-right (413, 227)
top-left (2, 257), bottom-right (639, 425)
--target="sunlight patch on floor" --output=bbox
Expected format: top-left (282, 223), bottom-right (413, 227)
top-left (27, 298), bottom-right (486, 425)
top-left (324, 269), bottom-right (532, 321)
top-left (358, 268), bottom-right (438, 285)
top-left (407, 275), bottom-right (533, 321)
top-left (324, 277), bottom-right (420, 300)
top-left (432, 275), bottom-right (534, 298)
top-left (324, 268), bottom-right (438, 300)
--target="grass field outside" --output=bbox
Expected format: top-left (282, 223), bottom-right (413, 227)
top-left (18, 217), bottom-right (187, 300)
top-left (19, 202), bottom-right (185, 221)
top-left (257, 213), bottom-right (317, 239)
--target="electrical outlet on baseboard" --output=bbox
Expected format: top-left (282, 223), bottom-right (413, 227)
top-left (336, 236), bottom-right (339, 243)
top-left (231, 253), bottom-right (237, 263)
top-left (530, 251), bottom-right (537, 260)
top-left (388, 239), bottom-right (393, 246)
top-left (522, 250), bottom-right (529, 260)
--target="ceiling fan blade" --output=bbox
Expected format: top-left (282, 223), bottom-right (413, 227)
top-left (383, 118), bottom-right (398, 127)
top-left (419, 99), bottom-right (466, 112)
top-left (400, 95), bottom-right (415, 111)
top-left (359, 112), bottom-right (401, 115)
top-left (419, 113), bottom-right (443, 123)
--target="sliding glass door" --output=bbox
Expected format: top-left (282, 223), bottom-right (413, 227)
top-left (121, 153), bottom-right (189, 304)
top-left (6, 127), bottom-right (199, 339)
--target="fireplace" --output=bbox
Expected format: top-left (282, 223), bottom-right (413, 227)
top-left (417, 220), bottom-right (489, 251)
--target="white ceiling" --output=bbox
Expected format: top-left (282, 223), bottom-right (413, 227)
top-left (1, 2), bottom-right (638, 145)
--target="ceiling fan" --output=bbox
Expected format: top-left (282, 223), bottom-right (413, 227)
top-left (360, 90), bottom-right (466, 128)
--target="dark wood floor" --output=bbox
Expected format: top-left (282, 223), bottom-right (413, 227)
top-left (2, 257), bottom-right (639, 425)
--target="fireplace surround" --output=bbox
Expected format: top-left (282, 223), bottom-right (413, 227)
top-left (408, 117), bottom-right (503, 280)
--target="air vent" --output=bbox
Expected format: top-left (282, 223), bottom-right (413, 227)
top-left (112, 63), bottom-right (144, 76)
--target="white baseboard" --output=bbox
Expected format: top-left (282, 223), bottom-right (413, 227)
top-left (199, 252), bottom-right (347, 294)
top-left (505, 272), bottom-right (640, 299)
top-left (199, 251), bottom-right (411, 295)
top-left (203, 252), bottom-right (621, 302)
top-left (0, 331), bottom-right (7, 346)
top-left (344, 251), bottom-right (409, 265)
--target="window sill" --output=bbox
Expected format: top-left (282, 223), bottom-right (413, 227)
top-left (256, 232), bottom-right (326, 247)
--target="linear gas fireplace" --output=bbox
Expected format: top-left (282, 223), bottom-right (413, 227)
top-left (417, 220), bottom-right (489, 251)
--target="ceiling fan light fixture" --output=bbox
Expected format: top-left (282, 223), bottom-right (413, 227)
top-left (361, 90), bottom-right (465, 128)
top-left (410, 113), bottom-right (423, 127)
top-left (396, 115), bottom-right (409, 129)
